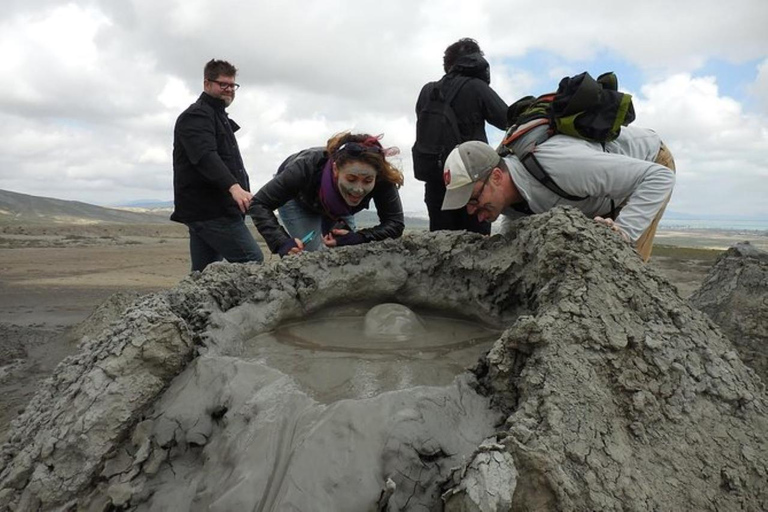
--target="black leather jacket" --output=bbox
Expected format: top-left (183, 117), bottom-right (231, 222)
top-left (249, 148), bottom-right (405, 253)
top-left (171, 93), bottom-right (249, 222)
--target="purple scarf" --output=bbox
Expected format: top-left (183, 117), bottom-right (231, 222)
top-left (318, 159), bottom-right (353, 219)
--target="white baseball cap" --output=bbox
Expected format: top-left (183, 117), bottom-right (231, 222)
top-left (441, 141), bottom-right (502, 210)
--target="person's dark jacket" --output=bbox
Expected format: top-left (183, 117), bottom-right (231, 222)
top-left (171, 93), bottom-right (250, 223)
top-left (415, 53), bottom-right (508, 146)
top-left (249, 148), bottom-right (405, 254)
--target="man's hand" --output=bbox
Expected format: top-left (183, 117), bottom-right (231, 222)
top-left (594, 216), bottom-right (630, 243)
top-left (229, 184), bottom-right (253, 213)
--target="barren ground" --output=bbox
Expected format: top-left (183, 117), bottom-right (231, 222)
top-left (0, 223), bottom-right (765, 441)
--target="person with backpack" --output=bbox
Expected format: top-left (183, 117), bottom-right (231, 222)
top-left (412, 38), bottom-right (507, 234)
top-left (440, 125), bottom-right (676, 262)
top-left (249, 132), bottom-right (405, 256)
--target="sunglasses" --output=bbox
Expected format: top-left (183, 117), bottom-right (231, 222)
top-left (335, 142), bottom-right (383, 157)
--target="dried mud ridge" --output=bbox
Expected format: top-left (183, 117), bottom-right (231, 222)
top-left (1, 207), bottom-right (767, 511)
top-left (690, 242), bottom-right (768, 385)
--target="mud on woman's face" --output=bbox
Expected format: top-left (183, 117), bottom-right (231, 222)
top-left (335, 161), bottom-right (377, 206)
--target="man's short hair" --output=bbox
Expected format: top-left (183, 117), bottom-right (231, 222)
top-left (443, 38), bottom-right (483, 73)
top-left (204, 59), bottom-right (238, 80)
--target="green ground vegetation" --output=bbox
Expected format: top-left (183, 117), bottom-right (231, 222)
top-left (652, 244), bottom-right (724, 261)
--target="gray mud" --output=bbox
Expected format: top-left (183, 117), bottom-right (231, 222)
top-left (241, 304), bottom-right (499, 402)
top-left (123, 361), bottom-right (498, 511)
top-left (690, 242), bottom-right (768, 383)
top-left (1, 207), bottom-right (767, 511)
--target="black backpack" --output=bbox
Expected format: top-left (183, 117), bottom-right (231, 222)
top-left (411, 76), bottom-right (470, 182)
top-left (499, 71), bottom-right (635, 202)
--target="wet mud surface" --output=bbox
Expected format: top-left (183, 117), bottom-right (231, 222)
top-left (243, 304), bottom-right (499, 402)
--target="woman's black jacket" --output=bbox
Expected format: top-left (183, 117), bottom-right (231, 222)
top-left (249, 148), bottom-right (404, 253)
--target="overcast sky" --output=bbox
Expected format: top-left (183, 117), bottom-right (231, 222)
top-left (1, 0), bottom-right (766, 218)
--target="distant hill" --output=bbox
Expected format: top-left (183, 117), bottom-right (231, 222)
top-left (0, 189), bottom-right (170, 225)
top-left (117, 199), bottom-right (174, 208)
top-left (665, 210), bottom-right (768, 222)
top-left (0, 189), bottom-right (430, 229)
top-left (115, 200), bottom-right (174, 212)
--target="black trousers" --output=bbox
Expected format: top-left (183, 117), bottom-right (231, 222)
top-left (423, 179), bottom-right (491, 235)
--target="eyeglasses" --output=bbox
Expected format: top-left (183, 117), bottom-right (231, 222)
top-left (466, 173), bottom-right (492, 208)
top-left (335, 142), bottom-right (383, 157)
top-left (207, 79), bottom-right (240, 91)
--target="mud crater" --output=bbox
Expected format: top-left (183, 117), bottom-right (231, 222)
top-left (242, 302), bottom-right (500, 402)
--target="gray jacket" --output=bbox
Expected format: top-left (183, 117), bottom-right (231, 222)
top-left (502, 125), bottom-right (675, 242)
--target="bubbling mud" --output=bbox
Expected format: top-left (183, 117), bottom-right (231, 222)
top-left (245, 302), bottom-right (499, 403)
top-left (364, 302), bottom-right (426, 339)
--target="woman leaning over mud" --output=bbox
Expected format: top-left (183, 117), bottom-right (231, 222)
top-left (249, 132), bottom-right (405, 256)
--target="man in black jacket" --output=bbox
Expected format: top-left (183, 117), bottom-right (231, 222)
top-left (413, 38), bottom-right (507, 234)
top-left (171, 59), bottom-right (264, 271)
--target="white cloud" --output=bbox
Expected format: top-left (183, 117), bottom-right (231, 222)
top-left (0, 0), bottom-right (765, 220)
top-left (27, 4), bottom-right (108, 67)
top-left (138, 146), bottom-right (169, 165)
top-left (750, 58), bottom-right (768, 114)
top-left (485, 0), bottom-right (768, 75)
top-left (0, 6), bottom-right (112, 110)
top-left (157, 77), bottom-right (196, 111)
top-left (634, 74), bottom-right (768, 216)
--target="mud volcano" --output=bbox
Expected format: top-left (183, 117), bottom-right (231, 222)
top-left (1, 208), bottom-right (767, 511)
top-left (690, 242), bottom-right (768, 384)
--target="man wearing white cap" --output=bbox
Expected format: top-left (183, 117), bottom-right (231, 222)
top-left (441, 125), bottom-right (676, 261)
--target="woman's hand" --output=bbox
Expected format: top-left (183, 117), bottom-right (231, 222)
top-left (288, 238), bottom-right (306, 254)
top-left (322, 228), bottom-right (349, 248)
top-left (278, 238), bottom-right (305, 256)
top-left (325, 229), bottom-right (367, 247)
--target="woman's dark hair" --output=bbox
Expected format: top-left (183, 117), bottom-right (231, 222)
top-left (326, 132), bottom-right (404, 187)
top-left (204, 59), bottom-right (238, 80)
top-left (443, 38), bottom-right (483, 73)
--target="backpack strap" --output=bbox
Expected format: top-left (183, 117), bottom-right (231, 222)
top-left (441, 75), bottom-right (471, 107)
top-left (504, 123), bottom-right (587, 202)
top-left (424, 76), bottom-right (471, 152)
top-left (519, 152), bottom-right (588, 201)
top-left (434, 76), bottom-right (470, 161)
top-left (502, 118), bottom-right (550, 148)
